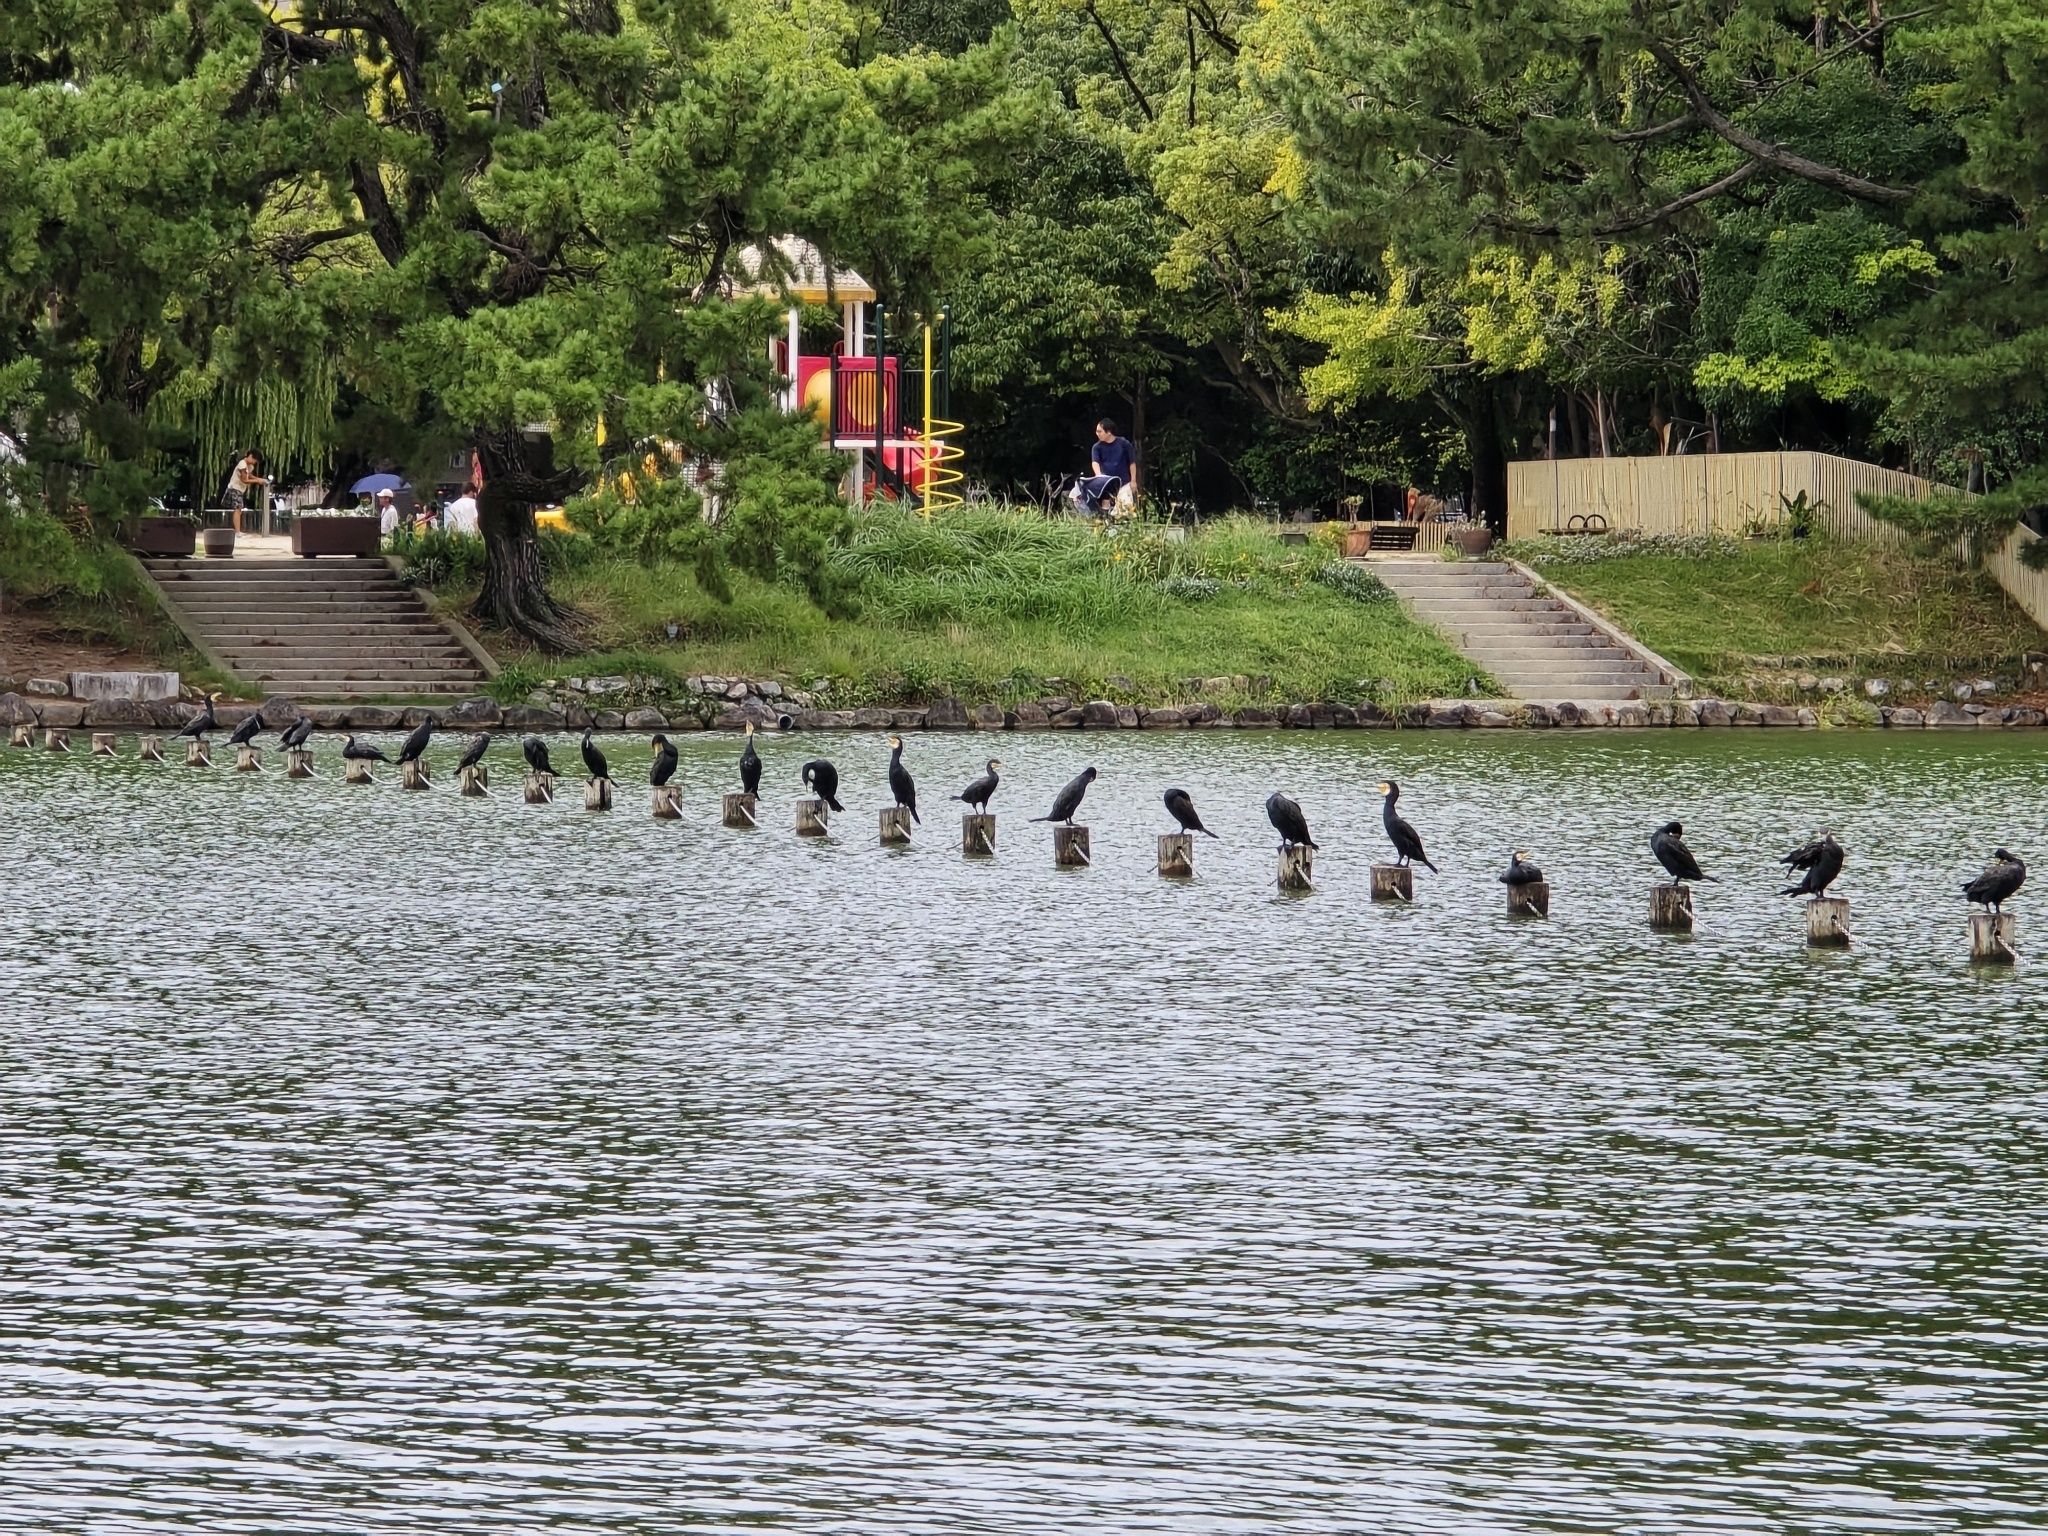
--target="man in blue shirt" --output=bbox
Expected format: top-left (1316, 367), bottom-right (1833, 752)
top-left (1072, 418), bottom-right (1138, 512)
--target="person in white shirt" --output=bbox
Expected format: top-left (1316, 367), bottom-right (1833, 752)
top-left (376, 489), bottom-right (400, 536)
top-left (443, 484), bottom-right (480, 535)
top-left (222, 451), bottom-right (265, 533)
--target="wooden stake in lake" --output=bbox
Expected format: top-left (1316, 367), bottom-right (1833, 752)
top-left (397, 715), bottom-right (436, 790)
top-left (1033, 766), bottom-right (1096, 868)
top-left (800, 759), bottom-right (843, 837)
top-left (952, 758), bottom-right (1002, 856)
top-left (1267, 791), bottom-right (1317, 892)
top-left (722, 791), bottom-right (756, 827)
top-left (1963, 850), bottom-right (2025, 964)
top-left (185, 739), bottom-right (212, 768)
top-left (521, 735), bottom-right (556, 803)
top-left (236, 745), bottom-right (265, 773)
top-left (456, 732), bottom-right (492, 797)
top-left (340, 734), bottom-right (389, 785)
top-left (1780, 833), bottom-right (1846, 945)
top-left (1650, 820), bottom-right (1713, 931)
top-left (140, 735), bottom-right (166, 762)
top-left (7, 724), bottom-right (29, 748)
top-left (1500, 852), bottom-right (1548, 917)
top-left (1159, 789), bottom-right (1214, 878)
top-left (1373, 780), bottom-right (1436, 901)
top-left (287, 748), bottom-right (315, 779)
top-left (43, 727), bottom-right (69, 752)
top-left (882, 736), bottom-right (920, 845)
top-left (92, 733), bottom-right (117, 757)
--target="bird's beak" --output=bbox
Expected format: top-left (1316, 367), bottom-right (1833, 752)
top-left (1376, 781), bottom-right (1390, 794)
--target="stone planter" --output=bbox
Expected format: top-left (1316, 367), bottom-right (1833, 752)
top-left (131, 516), bottom-right (196, 557)
top-left (292, 514), bottom-right (382, 558)
top-left (1451, 527), bottom-right (1494, 556)
top-left (200, 527), bottom-right (237, 558)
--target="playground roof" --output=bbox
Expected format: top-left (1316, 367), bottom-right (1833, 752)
top-left (733, 237), bottom-right (877, 305)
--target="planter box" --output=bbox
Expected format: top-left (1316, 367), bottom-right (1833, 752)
top-left (131, 516), bottom-right (196, 557)
top-left (200, 528), bottom-right (237, 558)
top-left (292, 515), bottom-right (382, 558)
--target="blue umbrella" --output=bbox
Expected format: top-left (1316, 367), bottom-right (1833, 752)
top-left (350, 472), bottom-right (411, 495)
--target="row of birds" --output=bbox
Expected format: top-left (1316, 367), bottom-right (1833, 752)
top-left (176, 703), bottom-right (2031, 912)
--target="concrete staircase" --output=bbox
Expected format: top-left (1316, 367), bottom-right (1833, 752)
top-left (141, 557), bottom-right (492, 699)
top-left (1373, 560), bottom-right (1675, 700)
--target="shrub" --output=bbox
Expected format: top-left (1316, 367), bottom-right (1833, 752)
top-left (1314, 561), bottom-right (1394, 602)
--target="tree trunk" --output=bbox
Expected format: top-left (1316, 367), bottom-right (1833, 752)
top-left (1469, 398), bottom-right (1510, 536)
top-left (473, 428), bottom-right (587, 652)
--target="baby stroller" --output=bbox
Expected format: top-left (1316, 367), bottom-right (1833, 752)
top-left (1066, 473), bottom-right (1126, 514)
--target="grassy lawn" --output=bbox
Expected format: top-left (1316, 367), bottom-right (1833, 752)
top-left (438, 511), bottom-right (1489, 706)
top-left (1509, 534), bottom-right (2048, 696)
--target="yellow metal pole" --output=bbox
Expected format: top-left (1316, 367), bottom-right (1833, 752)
top-left (922, 322), bottom-right (934, 516)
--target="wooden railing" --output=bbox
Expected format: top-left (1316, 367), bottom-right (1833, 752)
top-left (1987, 525), bottom-right (2048, 633)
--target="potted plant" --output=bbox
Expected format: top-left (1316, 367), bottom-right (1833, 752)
top-left (1452, 526), bottom-right (1494, 556)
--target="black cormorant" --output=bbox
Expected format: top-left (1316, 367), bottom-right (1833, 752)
top-left (1964, 849), bottom-right (2026, 912)
top-left (1377, 780), bottom-right (1439, 872)
top-left (802, 759), bottom-right (844, 812)
top-left (650, 734), bottom-right (678, 787)
top-left (280, 716), bottom-right (314, 750)
top-left (581, 727), bottom-right (610, 783)
top-left (954, 759), bottom-right (1002, 813)
top-left (1163, 787), bottom-right (1217, 838)
top-left (1780, 832), bottom-right (1844, 897)
top-left (457, 732), bottom-right (492, 772)
top-left (886, 736), bottom-right (919, 823)
top-left (1651, 820), bottom-right (1713, 886)
top-left (1032, 766), bottom-right (1097, 826)
top-left (739, 722), bottom-right (762, 795)
top-left (172, 692), bottom-right (222, 740)
top-left (1499, 851), bottom-right (1544, 886)
top-left (522, 735), bottom-right (556, 776)
top-left (1266, 792), bottom-right (1317, 850)
top-left (341, 734), bottom-right (390, 762)
top-left (396, 714), bottom-right (436, 764)
top-left (227, 712), bottom-right (265, 748)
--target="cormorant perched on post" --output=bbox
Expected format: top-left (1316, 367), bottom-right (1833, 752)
top-left (739, 722), bottom-right (762, 795)
top-left (1266, 792), bottom-right (1317, 850)
top-left (1377, 781), bottom-right (1438, 872)
top-left (1499, 852), bottom-right (1544, 886)
top-left (580, 727), bottom-right (610, 783)
top-left (172, 692), bottom-right (222, 740)
top-left (457, 733), bottom-right (492, 772)
top-left (1964, 849), bottom-right (2026, 912)
top-left (1651, 821), bottom-right (1714, 885)
top-left (886, 736), bottom-right (919, 823)
top-left (523, 735), bottom-right (556, 776)
top-left (1780, 833), bottom-right (1844, 897)
top-left (341, 734), bottom-right (390, 762)
top-left (1163, 787), bottom-right (1217, 838)
top-left (1032, 766), bottom-right (1097, 826)
top-left (227, 712), bottom-right (266, 749)
top-left (954, 759), bottom-right (1002, 813)
top-left (649, 734), bottom-right (678, 787)
top-left (280, 716), bottom-right (314, 750)
top-left (802, 759), bottom-right (844, 812)
top-left (396, 714), bottom-right (436, 764)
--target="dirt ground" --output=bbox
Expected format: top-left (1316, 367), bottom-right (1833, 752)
top-left (0, 604), bottom-right (159, 687)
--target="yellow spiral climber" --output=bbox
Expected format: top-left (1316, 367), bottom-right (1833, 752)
top-left (918, 323), bottom-right (965, 515)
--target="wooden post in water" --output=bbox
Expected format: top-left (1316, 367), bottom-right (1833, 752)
top-left (879, 805), bottom-right (913, 845)
top-left (1970, 912), bottom-right (2019, 964)
top-left (43, 728), bottom-right (70, 752)
top-left (7, 724), bottom-right (30, 748)
top-left (459, 764), bottom-right (489, 797)
top-left (401, 758), bottom-right (430, 790)
top-left (962, 813), bottom-right (996, 855)
top-left (1805, 897), bottom-right (1850, 947)
top-left (344, 758), bottom-right (375, 785)
top-left (92, 733), bottom-right (117, 757)
top-left (796, 797), bottom-right (829, 835)
top-left (1158, 833), bottom-right (1194, 878)
top-left (286, 748), bottom-right (315, 778)
top-left (185, 739), bottom-right (212, 768)
top-left (1649, 884), bottom-right (1694, 931)
top-left (584, 777), bottom-right (613, 811)
top-left (1279, 844), bottom-right (1315, 891)
top-left (652, 784), bottom-right (682, 818)
top-left (235, 745), bottom-right (263, 773)
top-left (140, 735), bottom-right (166, 762)
top-left (722, 791), bottom-right (756, 827)
top-left (1507, 881), bottom-right (1550, 918)
top-left (523, 770), bottom-right (555, 804)
top-left (1370, 864), bottom-right (1412, 902)
top-left (1053, 825), bottom-right (1090, 867)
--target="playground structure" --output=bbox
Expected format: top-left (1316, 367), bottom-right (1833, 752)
top-left (748, 239), bottom-right (963, 511)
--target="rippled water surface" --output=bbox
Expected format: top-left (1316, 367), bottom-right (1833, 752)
top-left (2, 727), bottom-right (2045, 1533)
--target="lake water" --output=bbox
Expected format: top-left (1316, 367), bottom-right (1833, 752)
top-left (1, 728), bottom-right (2044, 1533)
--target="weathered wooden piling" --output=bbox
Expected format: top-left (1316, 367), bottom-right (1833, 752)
top-left (235, 744), bottom-right (264, 773)
top-left (92, 733), bottom-right (117, 757)
top-left (585, 777), bottom-right (614, 812)
top-left (459, 764), bottom-right (489, 797)
top-left (796, 797), bottom-right (829, 835)
top-left (1158, 833), bottom-right (1194, 878)
top-left (43, 728), bottom-right (70, 752)
top-left (879, 805), bottom-right (913, 844)
top-left (401, 758), bottom-right (430, 790)
top-left (962, 813), bottom-right (996, 856)
top-left (1278, 844), bottom-right (1315, 891)
top-left (651, 783), bottom-right (682, 818)
top-left (1649, 884), bottom-right (1694, 931)
top-left (1053, 825), bottom-right (1091, 867)
top-left (344, 758), bottom-right (375, 785)
top-left (140, 735), bottom-right (166, 762)
top-left (1970, 912), bottom-right (2019, 964)
top-left (523, 770), bottom-right (555, 804)
top-left (1507, 880), bottom-right (1550, 918)
top-left (185, 739), bottom-right (212, 768)
top-left (1805, 896), bottom-right (1850, 947)
top-left (286, 748), bottom-right (315, 778)
top-left (722, 791), bottom-right (756, 827)
top-left (7, 724), bottom-right (30, 748)
top-left (1370, 864), bottom-right (1412, 902)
